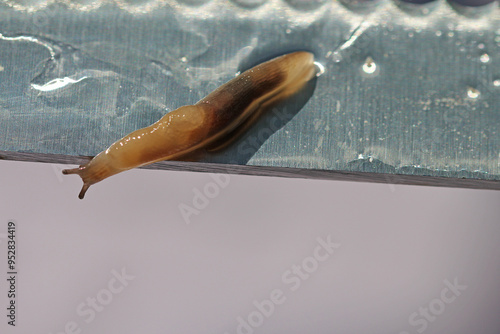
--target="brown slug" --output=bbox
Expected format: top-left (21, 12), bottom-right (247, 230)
top-left (63, 51), bottom-right (316, 199)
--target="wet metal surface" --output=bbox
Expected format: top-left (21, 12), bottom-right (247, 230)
top-left (0, 0), bottom-right (499, 188)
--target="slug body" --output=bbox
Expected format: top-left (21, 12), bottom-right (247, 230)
top-left (63, 51), bottom-right (316, 199)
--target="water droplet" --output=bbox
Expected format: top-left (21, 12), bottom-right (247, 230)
top-left (314, 61), bottom-right (325, 77)
top-left (479, 53), bottom-right (490, 63)
top-left (477, 43), bottom-right (485, 50)
top-left (447, 32), bottom-right (454, 37)
top-left (435, 30), bottom-right (442, 37)
top-left (493, 79), bottom-right (500, 87)
top-left (331, 51), bottom-right (342, 63)
top-left (467, 87), bottom-right (480, 99)
top-left (362, 57), bottom-right (377, 75)
top-left (285, 28), bottom-right (291, 34)
top-left (180, 56), bottom-right (187, 63)
top-left (408, 32), bottom-right (414, 38)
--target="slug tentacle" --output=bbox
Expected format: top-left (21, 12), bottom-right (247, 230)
top-left (63, 51), bottom-right (316, 199)
top-left (61, 167), bottom-right (91, 199)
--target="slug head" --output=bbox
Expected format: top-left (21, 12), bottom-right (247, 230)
top-left (62, 166), bottom-right (91, 199)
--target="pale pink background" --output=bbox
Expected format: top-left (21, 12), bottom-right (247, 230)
top-left (0, 159), bottom-right (499, 334)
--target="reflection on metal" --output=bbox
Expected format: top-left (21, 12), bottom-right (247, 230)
top-left (0, 0), bottom-right (499, 189)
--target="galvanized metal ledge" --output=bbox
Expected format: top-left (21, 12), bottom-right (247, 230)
top-left (1, 151), bottom-right (498, 191)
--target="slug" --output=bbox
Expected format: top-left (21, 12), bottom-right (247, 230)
top-left (63, 51), bottom-right (316, 199)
